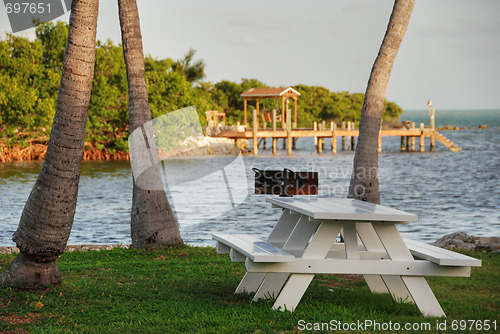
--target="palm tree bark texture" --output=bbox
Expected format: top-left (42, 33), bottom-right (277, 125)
top-left (118, 0), bottom-right (183, 248)
top-left (1, 0), bottom-right (99, 288)
top-left (348, 0), bottom-right (415, 204)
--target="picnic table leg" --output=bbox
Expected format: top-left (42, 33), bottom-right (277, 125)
top-left (235, 273), bottom-right (266, 294)
top-left (272, 274), bottom-right (314, 311)
top-left (356, 223), bottom-right (415, 301)
top-left (355, 223), bottom-right (395, 294)
top-left (252, 273), bottom-right (289, 301)
top-left (272, 222), bottom-right (343, 311)
top-left (343, 222), bottom-right (360, 259)
top-left (254, 215), bottom-right (321, 301)
top-left (236, 209), bottom-right (302, 294)
top-left (363, 275), bottom-right (389, 294)
top-left (342, 222), bottom-right (395, 294)
top-left (400, 277), bottom-right (446, 317)
top-left (283, 215), bottom-right (321, 252)
top-left (267, 209), bottom-right (302, 248)
top-left (380, 276), bottom-right (414, 303)
top-left (372, 223), bottom-right (446, 317)
top-left (343, 224), bottom-right (395, 295)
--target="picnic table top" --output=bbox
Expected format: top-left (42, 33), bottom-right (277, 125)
top-left (267, 197), bottom-right (419, 223)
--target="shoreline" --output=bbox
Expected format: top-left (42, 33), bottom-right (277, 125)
top-left (0, 244), bottom-right (131, 255)
top-left (0, 142), bottom-right (129, 163)
top-left (0, 125), bottom-right (496, 163)
top-left (1, 233), bottom-right (498, 255)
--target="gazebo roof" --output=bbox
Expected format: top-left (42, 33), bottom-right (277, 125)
top-left (240, 87), bottom-right (301, 98)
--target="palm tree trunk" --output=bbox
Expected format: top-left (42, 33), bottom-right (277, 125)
top-left (348, 0), bottom-right (415, 204)
top-left (1, 0), bottom-right (99, 288)
top-left (118, 0), bottom-right (183, 249)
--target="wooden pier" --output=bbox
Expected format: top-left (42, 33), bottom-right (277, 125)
top-left (211, 111), bottom-right (461, 156)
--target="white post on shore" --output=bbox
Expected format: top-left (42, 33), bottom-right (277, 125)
top-left (429, 99), bottom-right (435, 130)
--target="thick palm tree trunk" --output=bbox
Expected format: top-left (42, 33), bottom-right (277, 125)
top-left (118, 0), bottom-right (183, 249)
top-left (348, 0), bottom-right (414, 204)
top-left (1, 0), bottom-right (99, 288)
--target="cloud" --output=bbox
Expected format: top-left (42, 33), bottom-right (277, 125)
top-left (227, 13), bottom-right (279, 31)
top-left (228, 31), bottom-right (264, 47)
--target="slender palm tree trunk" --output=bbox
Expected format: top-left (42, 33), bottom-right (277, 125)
top-left (118, 0), bottom-right (183, 249)
top-left (1, 0), bottom-right (99, 288)
top-left (348, 0), bottom-right (415, 204)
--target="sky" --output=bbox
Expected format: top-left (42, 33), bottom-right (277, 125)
top-left (1, 0), bottom-right (499, 111)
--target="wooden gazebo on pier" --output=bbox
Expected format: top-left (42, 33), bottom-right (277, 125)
top-left (241, 87), bottom-right (300, 128)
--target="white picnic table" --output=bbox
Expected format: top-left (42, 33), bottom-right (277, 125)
top-left (213, 197), bottom-right (481, 317)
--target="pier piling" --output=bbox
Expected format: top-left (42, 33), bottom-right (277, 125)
top-left (286, 106), bottom-right (292, 155)
top-left (272, 109), bottom-right (277, 155)
top-left (313, 122), bottom-right (318, 148)
top-left (341, 121), bottom-right (346, 151)
top-left (219, 119), bottom-right (459, 156)
top-left (252, 109), bottom-right (258, 156)
top-left (331, 122), bottom-right (337, 154)
top-left (419, 123), bottom-right (425, 152)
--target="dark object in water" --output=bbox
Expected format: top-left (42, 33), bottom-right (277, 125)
top-left (253, 168), bottom-right (318, 196)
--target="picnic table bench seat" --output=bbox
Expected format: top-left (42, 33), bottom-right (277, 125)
top-left (404, 238), bottom-right (482, 267)
top-left (213, 233), bottom-right (294, 263)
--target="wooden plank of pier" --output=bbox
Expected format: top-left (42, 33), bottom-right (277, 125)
top-left (217, 128), bottom-right (432, 139)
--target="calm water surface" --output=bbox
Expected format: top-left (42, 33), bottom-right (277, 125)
top-left (1, 111), bottom-right (499, 247)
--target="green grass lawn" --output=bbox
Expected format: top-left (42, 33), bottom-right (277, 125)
top-left (0, 246), bottom-right (498, 333)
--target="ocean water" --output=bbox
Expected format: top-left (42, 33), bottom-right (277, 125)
top-left (0, 110), bottom-right (499, 247)
top-left (402, 109), bottom-right (500, 128)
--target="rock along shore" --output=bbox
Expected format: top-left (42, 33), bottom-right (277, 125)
top-left (433, 232), bottom-right (499, 252)
top-left (0, 232), bottom-right (498, 255)
top-left (0, 244), bottom-right (130, 255)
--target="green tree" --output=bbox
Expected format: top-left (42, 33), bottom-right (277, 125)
top-left (294, 85), bottom-right (334, 127)
top-left (36, 21), bottom-right (68, 71)
top-left (145, 55), bottom-right (218, 125)
top-left (87, 39), bottom-right (128, 152)
top-left (171, 48), bottom-right (206, 83)
top-left (1, 0), bottom-right (99, 288)
top-left (213, 80), bottom-right (242, 111)
top-left (383, 100), bottom-right (403, 124)
top-left (0, 33), bottom-right (59, 138)
top-left (211, 78), bottom-right (267, 123)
